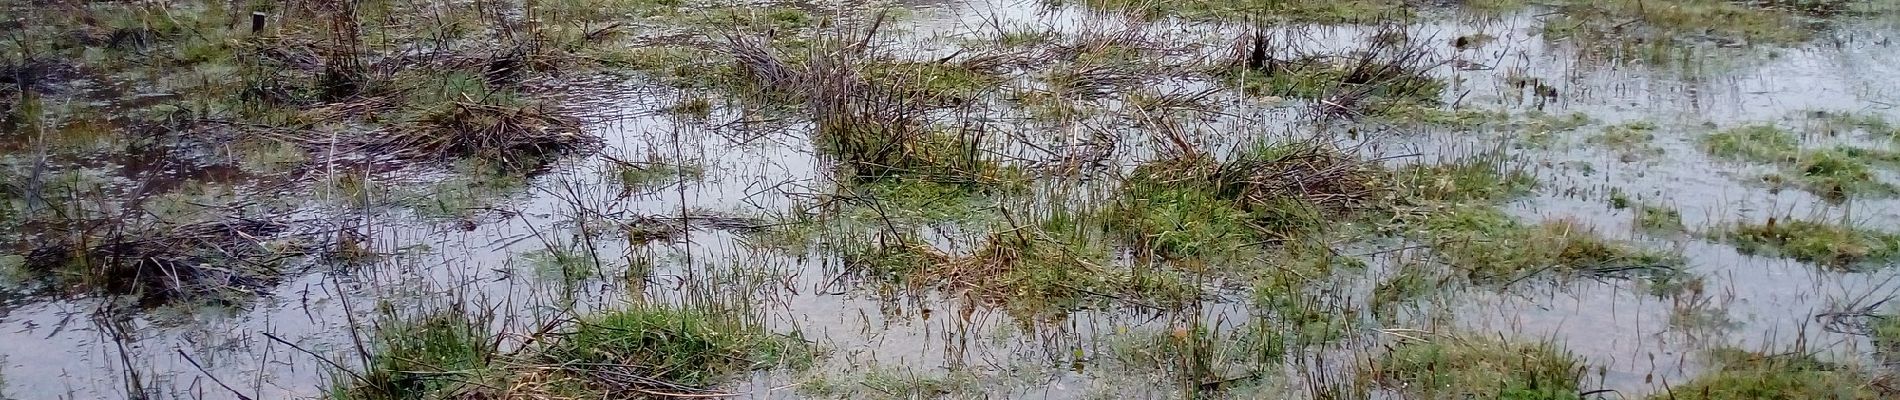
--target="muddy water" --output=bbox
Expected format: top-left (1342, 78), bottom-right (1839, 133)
top-left (4, 1), bottom-right (1900, 399)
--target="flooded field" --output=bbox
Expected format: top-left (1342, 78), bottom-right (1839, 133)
top-left (3, 0), bottom-right (1900, 398)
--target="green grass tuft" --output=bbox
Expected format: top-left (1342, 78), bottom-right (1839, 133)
top-left (1650, 348), bottom-right (1885, 399)
top-left (1715, 217), bottom-right (1900, 270)
top-left (1421, 209), bottom-right (1684, 284)
top-left (1701, 125), bottom-right (1801, 163)
top-left (1635, 204), bottom-right (1686, 233)
top-left (1373, 335), bottom-right (1587, 399)
top-left (335, 311), bottom-right (498, 400)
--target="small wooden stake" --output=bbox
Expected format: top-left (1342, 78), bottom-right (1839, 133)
top-left (250, 12), bottom-right (266, 33)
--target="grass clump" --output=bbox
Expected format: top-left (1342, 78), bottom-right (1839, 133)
top-left (1390, 159), bottom-right (1536, 204)
top-left (843, 211), bottom-right (1198, 318)
top-left (1650, 348), bottom-right (1886, 399)
top-left (797, 366), bottom-right (984, 399)
top-left (1778, 147), bottom-right (1900, 200)
top-left (335, 303), bottom-right (800, 399)
top-left (335, 311), bottom-right (499, 400)
top-left (610, 158), bottom-right (704, 194)
top-left (1109, 141), bottom-right (1382, 258)
top-left (1715, 217), bottom-right (1900, 269)
top-left (1422, 210), bottom-right (1685, 284)
top-left (542, 306), bottom-right (799, 388)
top-left (1590, 121), bottom-right (1665, 159)
top-left (1875, 306), bottom-right (1900, 351)
top-left (1700, 125), bottom-right (1900, 200)
top-left (1701, 124), bottom-right (1801, 163)
top-left (1371, 335), bottom-right (1587, 399)
top-left (1635, 204), bottom-right (1686, 233)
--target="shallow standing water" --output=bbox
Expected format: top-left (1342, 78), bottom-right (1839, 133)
top-left (3, 0), bottom-right (1900, 399)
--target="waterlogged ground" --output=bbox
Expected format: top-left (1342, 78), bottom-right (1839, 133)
top-left (4, 0), bottom-right (1900, 399)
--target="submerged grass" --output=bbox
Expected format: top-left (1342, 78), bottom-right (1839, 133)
top-left (1543, 0), bottom-right (1844, 60)
top-left (1371, 335), bottom-right (1587, 399)
top-left (1701, 125), bottom-right (1900, 200)
top-left (1384, 158), bottom-right (1684, 288)
top-left (1714, 217), bottom-right (1900, 270)
top-left (1651, 348), bottom-right (1887, 399)
top-left (1421, 209), bottom-right (1685, 284)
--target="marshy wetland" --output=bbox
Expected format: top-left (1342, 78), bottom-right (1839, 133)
top-left (3, 0), bottom-right (1900, 398)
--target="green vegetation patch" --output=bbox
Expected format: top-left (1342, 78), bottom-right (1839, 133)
top-left (1701, 124), bottom-right (1801, 163)
top-left (1701, 125), bottom-right (1900, 200)
top-left (1420, 209), bottom-right (1684, 284)
top-left (1714, 217), bottom-right (1900, 270)
top-left (1634, 204), bottom-right (1686, 233)
top-left (797, 366), bottom-right (986, 399)
top-left (1589, 121), bottom-right (1665, 159)
top-left (842, 213), bottom-right (1199, 319)
top-left (1875, 306), bottom-right (1900, 352)
top-left (335, 304), bottom-right (804, 399)
top-left (543, 306), bottom-right (801, 388)
top-left (335, 311), bottom-right (500, 400)
top-left (1650, 348), bottom-right (1886, 400)
top-left (1383, 159), bottom-right (1683, 288)
top-left (1371, 335), bottom-right (1587, 399)
top-left (1109, 142), bottom-right (1383, 259)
